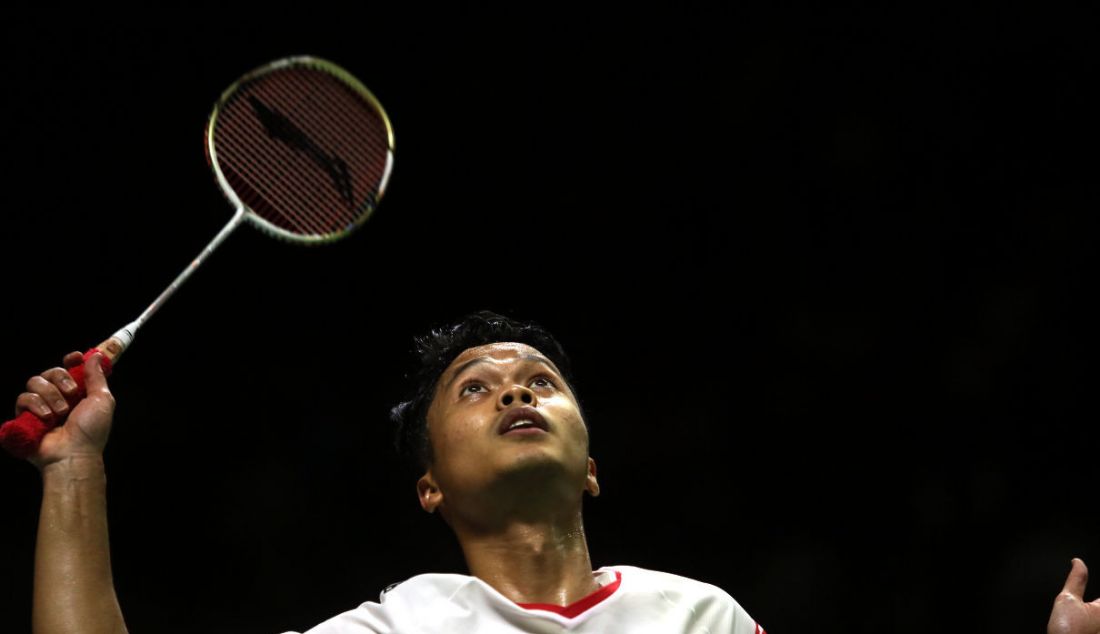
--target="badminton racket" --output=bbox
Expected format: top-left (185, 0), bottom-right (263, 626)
top-left (1, 56), bottom-right (395, 459)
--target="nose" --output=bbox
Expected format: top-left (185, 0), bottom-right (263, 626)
top-left (498, 384), bottom-right (536, 408)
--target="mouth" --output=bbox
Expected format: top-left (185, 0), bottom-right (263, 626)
top-left (497, 407), bottom-right (550, 435)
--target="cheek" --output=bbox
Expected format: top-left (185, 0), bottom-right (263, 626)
top-left (436, 426), bottom-right (466, 457)
top-left (552, 403), bottom-right (589, 447)
top-left (431, 413), bottom-right (484, 467)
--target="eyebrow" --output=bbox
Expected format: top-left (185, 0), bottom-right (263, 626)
top-left (443, 354), bottom-right (558, 391)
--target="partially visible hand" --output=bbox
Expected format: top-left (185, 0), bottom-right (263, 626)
top-left (13, 351), bottom-right (115, 470)
top-left (1049, 559), bottom-right (1100, 634)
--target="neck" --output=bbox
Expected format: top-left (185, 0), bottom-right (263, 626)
top-left (451, 507), bottom-right (600, 607)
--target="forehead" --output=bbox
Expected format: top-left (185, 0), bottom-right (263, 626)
top-left (442, 342), bottom-right (552, 378)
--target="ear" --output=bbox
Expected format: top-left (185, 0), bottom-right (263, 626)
top-left (585, 457), bottom-right (600, 498)
top-left (417, 470), bottom-right (444, 514)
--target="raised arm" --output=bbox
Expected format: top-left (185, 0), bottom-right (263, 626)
top-left (15, 351), bottom-right (127, 634)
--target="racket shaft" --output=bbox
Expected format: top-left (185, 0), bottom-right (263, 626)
top-left (0, 211), bottom-right (245, 460)
top-left (136, 208), bottom-right (246, 326)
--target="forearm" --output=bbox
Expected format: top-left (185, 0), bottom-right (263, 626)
top-left (35, 455), bottom-right (127, 634)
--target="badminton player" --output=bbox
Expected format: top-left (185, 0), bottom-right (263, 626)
top-left (18, 311), bottom-right (1094, 632)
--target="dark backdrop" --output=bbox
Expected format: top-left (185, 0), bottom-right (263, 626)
top-left (1, 8), bottom-right (1094, 633)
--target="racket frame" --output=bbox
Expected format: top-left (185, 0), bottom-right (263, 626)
top-left (205, 55), bottom-right (396, 246)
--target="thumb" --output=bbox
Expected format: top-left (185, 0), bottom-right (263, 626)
top-left (1062, 558), bottom-right (1089, 599)
top-left (83, 353), bottom-right (111, 395)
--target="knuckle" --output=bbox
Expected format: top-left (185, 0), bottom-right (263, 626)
top-left (16, 393), bottom-right (51, 418)
top-left (43, 368), bottom-right (75, 387)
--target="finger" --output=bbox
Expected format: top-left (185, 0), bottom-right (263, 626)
top-left (14, 392), bottom-right (56, 421)
top-left (62, 351), bottom-right (83, 369)
top-left (41, 367), bottom-right (80, 400)
top-left (83, 353), bottom-right (111, 396)
top-left (24, 376), bottom-right (69, 416)
top-left (1062, 558), bottom-right (1089, 599)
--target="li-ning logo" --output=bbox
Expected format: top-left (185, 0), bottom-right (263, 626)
top-left (248, 95), bottom-right (355, 210)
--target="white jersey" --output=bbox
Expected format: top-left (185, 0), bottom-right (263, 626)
top-left (283, 564), bottom-right (764, 634)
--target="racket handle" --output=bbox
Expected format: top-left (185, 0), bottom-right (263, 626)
top-left (0, 343), bottom-right (118, 460)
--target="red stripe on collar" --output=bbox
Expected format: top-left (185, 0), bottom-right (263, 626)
top-left (516, 570), bottom-right (623, 619)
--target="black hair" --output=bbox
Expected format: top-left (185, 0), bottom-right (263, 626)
top-left (390, 310), bottom-right (582, 474)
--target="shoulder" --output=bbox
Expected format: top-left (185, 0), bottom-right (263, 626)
top-left (599, 565), bottom-right (763, 633)
top-left (282, 573), bottom-right (478, 634)
top-left (377, 571), bottom-right (476, 602)
top-left (601, 564), bottom-right (735, 597)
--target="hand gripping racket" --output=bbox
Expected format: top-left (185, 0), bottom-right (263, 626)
top-left (0, 56), bottom-right (395, 459)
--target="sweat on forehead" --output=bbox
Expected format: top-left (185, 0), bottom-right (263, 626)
top-left (437, 343), bottom-right (561, 392)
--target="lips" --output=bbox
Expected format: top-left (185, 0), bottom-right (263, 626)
top-left (497, 407), bottom-right (549, 435)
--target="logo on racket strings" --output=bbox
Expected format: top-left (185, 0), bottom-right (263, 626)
top-left (248, 96), bottom-right (355, 210)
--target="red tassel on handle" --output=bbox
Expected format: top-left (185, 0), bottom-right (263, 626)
top-left (0, 349), bottom-right (114, 460)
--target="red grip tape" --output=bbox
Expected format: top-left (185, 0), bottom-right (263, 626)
top-left (0, 349), bottom-right (113, 460)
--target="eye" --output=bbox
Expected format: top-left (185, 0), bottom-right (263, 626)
top-left (459, 382), bottom-right (486, 397)
top-left (530, 376), bottom-right (556, 389)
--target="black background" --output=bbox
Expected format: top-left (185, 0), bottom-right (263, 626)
top-left (1, 7), bottom-right (1094, 633)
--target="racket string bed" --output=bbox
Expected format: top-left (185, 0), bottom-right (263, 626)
top-left (214, 64), bottom-right (391, 239)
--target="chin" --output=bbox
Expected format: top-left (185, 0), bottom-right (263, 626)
top-left (497, 451), bottom-right (593, 494)
top-left (497, 450), bottom-right (569, 481)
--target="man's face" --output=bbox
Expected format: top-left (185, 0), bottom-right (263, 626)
top-left (416, 342), bottom-right (599, 516)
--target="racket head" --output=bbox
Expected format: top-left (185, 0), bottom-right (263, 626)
top-left (205, 56), bottom-right (395, 245)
